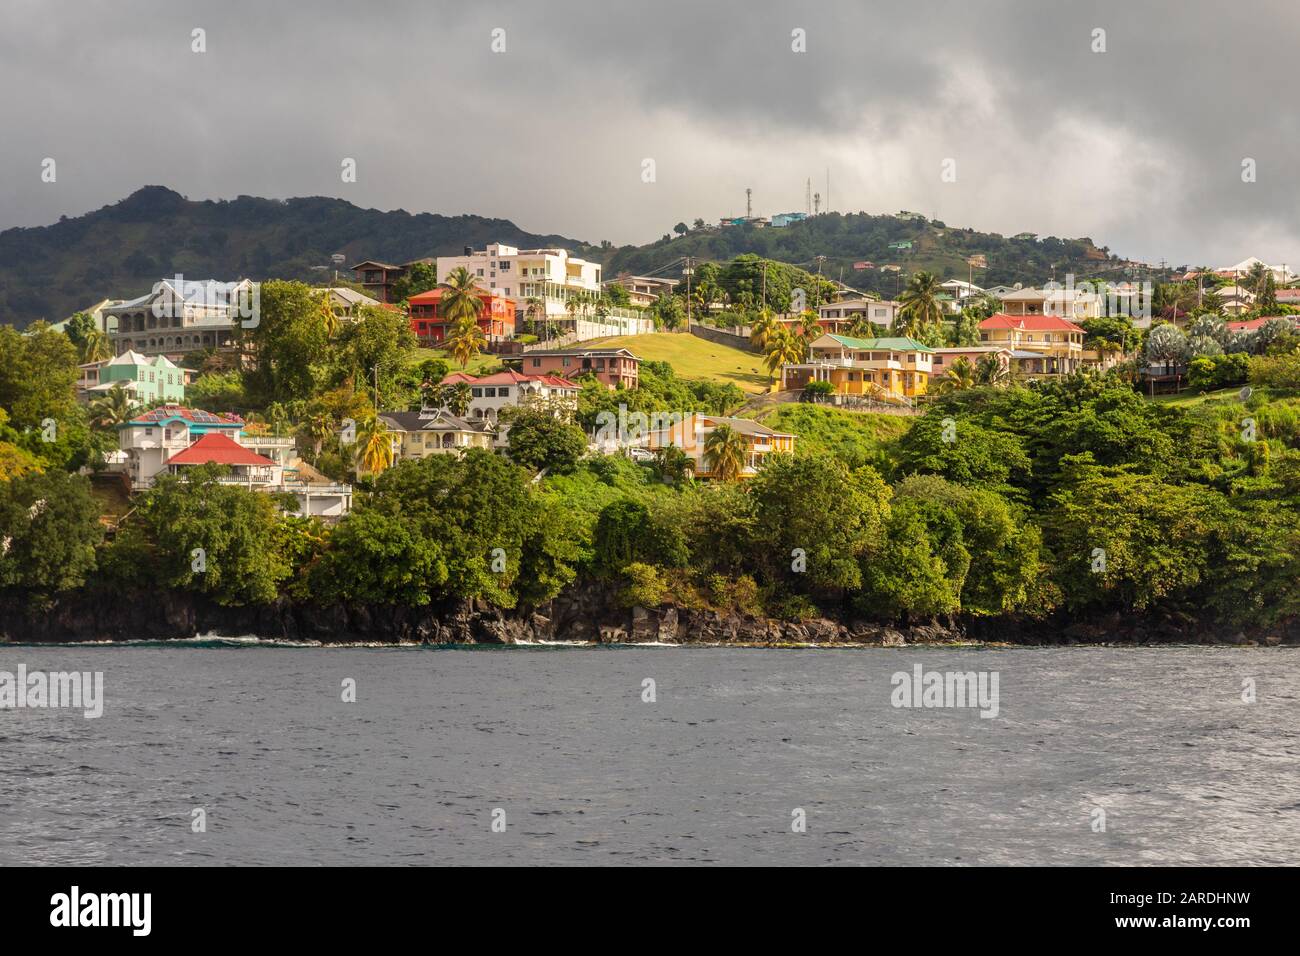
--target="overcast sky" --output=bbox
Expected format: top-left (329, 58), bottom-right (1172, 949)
top-left (2, 0), bottom-right (1298, 269)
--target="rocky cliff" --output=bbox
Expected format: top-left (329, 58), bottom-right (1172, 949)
top-left (0, 585), bottom-right (1295, 646)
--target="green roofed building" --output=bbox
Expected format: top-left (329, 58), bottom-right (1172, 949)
top-left (77, 349), bottom-right (194, 404)
top-left (779, 333), bottom-right (934, 403)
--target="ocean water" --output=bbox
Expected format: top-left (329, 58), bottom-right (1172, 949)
top-left (1, 642), bottom-right (1297, 866)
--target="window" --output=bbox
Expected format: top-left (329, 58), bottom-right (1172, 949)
top-left (471, 387), bottom-right (482, 397)
top-left (531, 358), bottom-right (541, 368)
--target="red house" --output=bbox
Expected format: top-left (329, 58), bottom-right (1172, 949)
top-left (407, 288), bottom-right (516, 345)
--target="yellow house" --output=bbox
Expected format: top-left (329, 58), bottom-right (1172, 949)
top-left (780, 334), bottom-right (933, 402)
top-left (371, 408), bottom-right (495, 472)
top-left (978, 313), bottom-right (1085, 376)
top-left (644, 413), bottom-right (795, 479)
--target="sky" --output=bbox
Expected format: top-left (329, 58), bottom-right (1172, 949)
top-left (2, 0), bottom-right (1298, 270)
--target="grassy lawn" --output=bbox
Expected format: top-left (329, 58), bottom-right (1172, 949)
top-left (585, 333), bottom-right (769, 393)
top-left (409, 347), bottom-right (502, 375)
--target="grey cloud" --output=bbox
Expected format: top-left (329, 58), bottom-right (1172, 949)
top-left (1, 0), bottom-right (1298, 268)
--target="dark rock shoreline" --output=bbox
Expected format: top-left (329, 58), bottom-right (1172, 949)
top-left (1, 586), bottom-right (1297, 647)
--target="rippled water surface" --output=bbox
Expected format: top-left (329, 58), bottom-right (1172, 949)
top-left (1, 642), bottom-right (1297, 865)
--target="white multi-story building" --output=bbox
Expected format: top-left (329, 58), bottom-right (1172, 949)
top-left (817, 297), bottom-right (900, 331)
top-left (437, 243), bottom-right (600, 318)
top-left (107, 404), bottom-right (352, 518)
top-left (436, 243), bottom-right (652, 338)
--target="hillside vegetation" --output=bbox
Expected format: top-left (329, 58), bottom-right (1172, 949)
top-left (1, 186), bottom-right (1158, 330)
top-left (0, 186), bottom-right (588, 327)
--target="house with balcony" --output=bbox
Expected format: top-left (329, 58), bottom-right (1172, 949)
top-left (441, 369), bottom-right (579, 423)
top-left (978, 314), bottom-right (1085, 376)
top-left (437, 243), bottom-right (651, 338)
top-left (522, 347), bottom-right (640, 390)
top-left (350, 259), bottom-right (435, 304)
top-left (997, 286), bottom-right (1101, 321)
top-left (940, 279), bottom-right (985, 312)
top-left (376, 408), bottom-right (495, 465)
top-left (78, 350), bottom-right (194, 403)
top-left (108, 405), bottom-right (352, 518)
top-left (407, 287), bottom-right (516, 346)
top-left (815, 297), bottom-right (900, 333)
top-left (1216, 285), bottom-right (1256, 316)
top-left (643, 413), bottom-right (795, 479)
top-left (780, 334), bottom-right (933, 402)
top-left (104, 278), bottom-right (257, 359)
top-left (608, 274), bottom-right (678, 307)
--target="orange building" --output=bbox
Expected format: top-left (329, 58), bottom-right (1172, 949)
top-left (407, 288), bottom-right (516, 345)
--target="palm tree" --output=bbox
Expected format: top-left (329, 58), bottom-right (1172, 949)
top-left (429, 380), bottom-right (472, 416)
top-left (763, 326), bottom-right (806, 387)
top-left (80, 329), bottom-right (112, 363)
top-left (318, 290), bottom-right (341, 339)
top-left (524, 297), bottom-right (545, 338)
top-left (896, 270), bottom-right (944, 339)
top-left (846, 315), bottom-right (875, 338)
top-left (750, 308), bottom-right (777, 350)
top-left (447, 312), bottom-right (487, 369)
top-left (799, 309), bottom-right (822, 342)
top-left (266, 402), bottom-right (290, 437)
top-left (440, 266), bottom-right (483, 322)
top-left (303, 412), bottom-right (332, 458)
top-left (933, 356), bottom-right (976, 395)
top-left (356, 413), bottom-right (394, 476)
top-left (702, 423), bottom-right (747, 481)
top-left (1246, 261), bottom-right (1270, 297)
top-left (974, 353), bottom-right (1009, 387)
top-left (87, 383), bottom-right (139, 430)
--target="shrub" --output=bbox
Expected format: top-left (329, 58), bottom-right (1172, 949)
top-left (620, 562), bottom-right (666, 608)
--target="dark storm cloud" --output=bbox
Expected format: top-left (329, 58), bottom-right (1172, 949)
top-left (1, 0), bottom-right (1298, 267)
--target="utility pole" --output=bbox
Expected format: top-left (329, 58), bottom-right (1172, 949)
top-left (746, 188), bottom-right (752, 220)
top-left (813, 255), bottom-right (827, 311)
top-left (683, 256), bottom-right (694, 329)
top-left (761, 260), bottom-right (768, 315)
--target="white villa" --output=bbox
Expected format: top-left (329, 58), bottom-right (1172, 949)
top-left (107, 405), bottom-right (352, 518)
top-left (436, 243), bottom-right (652, 338)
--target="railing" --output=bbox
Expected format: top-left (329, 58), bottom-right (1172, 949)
top-left (240, 435), bottom-right (295, 447)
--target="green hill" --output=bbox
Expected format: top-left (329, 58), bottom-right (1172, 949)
top-left (0, 186), bottom-right (590, 328)
top-left (600, 212), bottom-right (1156, 296)
top-left (1, 186), bottom-right (1167, 330)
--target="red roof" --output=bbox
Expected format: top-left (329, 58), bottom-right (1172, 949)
top-left (979, 312), bottom-right (1085, 333)
top-left (1228, 316), bottom-right (1294, 331)
top-left (408, 287), bottom-right (514, 306)
top-left (440, 369), bottom-right (579, 389)
top-left (166, 432), bottom-right (276, 467)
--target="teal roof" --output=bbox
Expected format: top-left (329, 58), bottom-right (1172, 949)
top-left (825, 334), bottom-right (934, 353)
